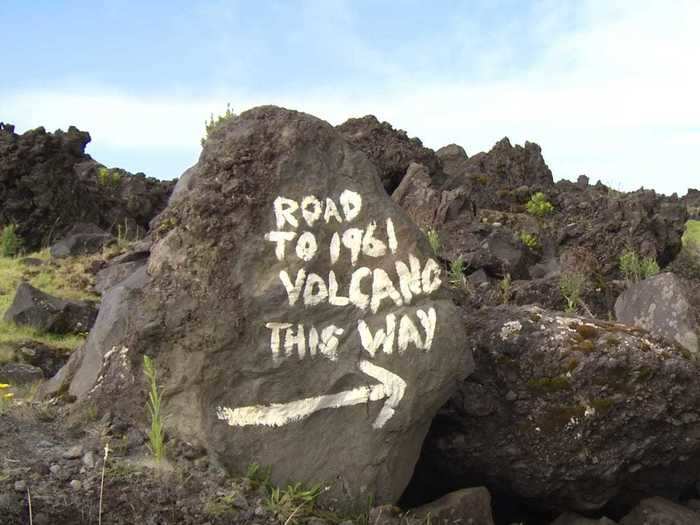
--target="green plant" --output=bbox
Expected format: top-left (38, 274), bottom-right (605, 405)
top-left (0, 383), bottom-right (14, 414)
top-left (265, 482), bottom-right (324, 524)
top-left (143, 355), bottom-right (165, 462)
top-left (519, 232), bottom-right (539, 250)
top-left (447, 257), bottom-right (466, 289)
top-left (619, 249), bottom-right (660, 284)
top-left (0, 224), bottom-right (22, 257)
top-left (246, 462), bottom-right (272, 490)
top-left (201, 103), bottom-right (236, 146)
top-left (499, 273), bottom-right (512, 304)
top-left (424, 227), bottom-right (441, 255)
top-left (526, 192), bottom-right (554, 217)
top-left (560, 272), bottom-right (587, 313)
top-left (97, 167), bottom-right (121, 187)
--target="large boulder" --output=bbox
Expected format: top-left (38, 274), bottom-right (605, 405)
top-left (615, 273), bottom-right (699, 355)
top-left (620, 497), bottom-right (700, 525)
top-left (49, 223), bottom-right (115, 258)
top-left (0, 122), bottom-right (175, 250)
top-left (436, 144), bottom-right (469, 179)
top-left (3, 283), bottom-right (97, 334)
top-left (336, 115), bottom-right (445, 193)
top-left (50, 106), bottom-right (471, 508)
top-left (407, 305), bottom-right (700, 515)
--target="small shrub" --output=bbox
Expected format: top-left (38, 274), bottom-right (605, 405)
top-left (519, 232), bottom-right (539, 250)
top-left (97, 167), bottom-right (121, 187)
top-left (499, 273), bottom-right (512, 304)
top-left (560, 272), bottom-right (587, 313)
top-left (265, 482), bottom-right (324, 524)
top-left (201, 103), bottom-right (236, 146)
top-left (143, 355), bottom-right (165, 462)
top-left (447, 257), bottom-right (466, 289)
top-left (0, 224), bottom-right (22, 257)
top-left (424, 227), bottom-right (441, 255)
top-left (619, 249), bottom-right (660, 284)
top-left (526, 192), bottom-right (554, 217)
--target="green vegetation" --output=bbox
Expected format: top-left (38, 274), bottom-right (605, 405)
top-left (1, 224), bottom-right (22, 257)
top-left (499, 273), bottom-right (512, 304)
top-left (684, 220), bottom-right (700, 246)
top-left (424, 227), bottom-right (441, 255)
top-left (201, 103), bottom-right (236, 146)
top-left (519, 231), bottom-right (539, 250)
top-left (527, 375), bottom-right (571, 393)
top-left (447, 257), bottom-right (466, 289)
top-left (619, 249), bottom-right (660, 284)
top-left (0, 250), bottom-right (96, 359)
top-left (266, 482), bottom-right (324, 523)
top-left (560, 272), bottom-right (587, 313)
top-left (97, 166), bottom-right (122, 187)
top-left (525, 192), bottom-right (554, 217)
top-left (143, 355), bottom-right (166, 463)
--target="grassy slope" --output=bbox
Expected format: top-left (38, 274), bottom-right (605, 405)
top-left (684, 220), bottom-right (700, 246)
top-left (0, 250), bottom-right (99, 362)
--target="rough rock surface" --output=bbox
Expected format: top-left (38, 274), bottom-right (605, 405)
top-left (436, 144), bottom-right (469, 179)
top-left (683, 189), bottom-right (700, 218)
top-left (49, 223), bottom-right (115, 258)
top-left (552, 514), bottom-right (617, 525)
top-left (407, 487), bottom-right (495, 525)
top-left (620, 497), bottom-right (700, 525)
top-left (0, 122), bottom-right (175, 250)
top-left (391, 162), bottom-right (474, 230)
top-left (94, 260), bottom-right (146, 294)
top-left (615, 273), bottom-right (699, 354)
top-left (408, 305), bottom-right (700, 515)
top-left (3, 283), bottom-right (97, 334)
top-left (336, 115), bottom-right (444, 192)
top-left (49, 106), bottom-right (471, 508)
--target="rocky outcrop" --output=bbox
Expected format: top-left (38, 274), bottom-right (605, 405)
top-left (408, 305), bottom-right (700, 515)
top-left (49, 223), bottom-right (115, 258)
top-left (682, 189), bottom-right (700, 219)
top-left (4, 283), bottom-right (97, 334)
top-left (48, 106), bottom-right (471, 508)
top-left (0, 123), bottom-right (175, 250)
top-left (615, 272), bottom-right (699, 355)
top-left (436, 144), bottom-right (469, 179)
top-left (336, 115), bottom-right (445, 192)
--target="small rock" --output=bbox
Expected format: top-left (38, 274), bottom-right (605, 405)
top-left (126, 428), bottom-right (145, 449)
top-left (63, 445), bottom-right (83, 459)
top-left (13, 480), bottom-right (26, 492)
top-left (82, 450), bottom-right (96, 469)
top-left (70, 480), bottom-right (82, 490)
top-left (254, 505), bottom-right (266, 517)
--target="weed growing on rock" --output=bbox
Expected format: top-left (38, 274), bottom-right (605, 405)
top-left (0, 383), bottom-right (14, 414)
top-left (519, 231), bottom-right (539, 250)
top-left (560, 272), bottom-right (587, 313)
top-left (525, 192), bottom-right (554, 217)
top-left (619, 249), bottom-right (660, 284)
top-left (1, 224), bottom-right (22, 257)
top-left (97, 166), bottom-right (121, 188)
top-left (499, 273), bottom-right (512, 304)
top-left (448, 257), bottom-right (466, 289)
top-left (143, 355), bottom-right (165, 462)
top-left (424, 227), bottom-right (441, 255)
top-left (201, 103), bottom-right (236, 146)
top-left (265, 482), bottom-right (324, 524)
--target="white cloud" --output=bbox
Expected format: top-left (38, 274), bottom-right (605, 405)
top-left (2, 1), bottom-right (699, 195)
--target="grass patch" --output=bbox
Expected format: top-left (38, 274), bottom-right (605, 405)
top-left (0, 249), bottom-right (98, 355)
top-left (684, 220), bottom-right (700, 246)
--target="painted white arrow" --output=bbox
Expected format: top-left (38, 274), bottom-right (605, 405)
top-left (215, 360), bottom-right (406, 430)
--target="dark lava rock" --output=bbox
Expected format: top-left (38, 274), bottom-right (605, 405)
top-left (407, 305), bottom-right (700, 515)
top-left (0, 122), bottom-right (175, 251)
top-left (436, 144), bottom-right (469, 179)
top-left (0, 362), bottom-right (44, 384)
top-left (615, 272), bottom-right (699, 355)
top-left (14, 340), bottom-right (71, 377)
top-left (406, 487), bottom-right (495, 525)
top-left (336, 115), bottom-right (445, 192)
top-left (552, 513), bottom-right (617, 525)
top-left (48, 106), bottom-right (471, 508)
top-left (49, 223), bottom-right (115, 258)
top-left (3, 283), bottom-right (97, 334)
top-left (620, 497), bottom-right (700, 525)
top-left (94, 260), bottom-right (146, 294)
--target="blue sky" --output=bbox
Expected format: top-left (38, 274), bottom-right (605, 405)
top-left (1, 1), bottom-right (699, 195)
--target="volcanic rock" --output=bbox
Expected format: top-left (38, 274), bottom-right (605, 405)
top-left (0, 122), bottom-right (175, 250)
top-left (336, 115), bottom-right (445, 192)
top-left (620, 497), bottom-right (700, 525)
top-left (50, 106), bottom-right (471, 508)
top-left (407, 305), bottom-right (700, 514)
top-left (49, 223), bottom-right (115, 258)
top-left (615, 272), bottom-right (699, 354)
top-left (3, 283), bottom-right (97, 334)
